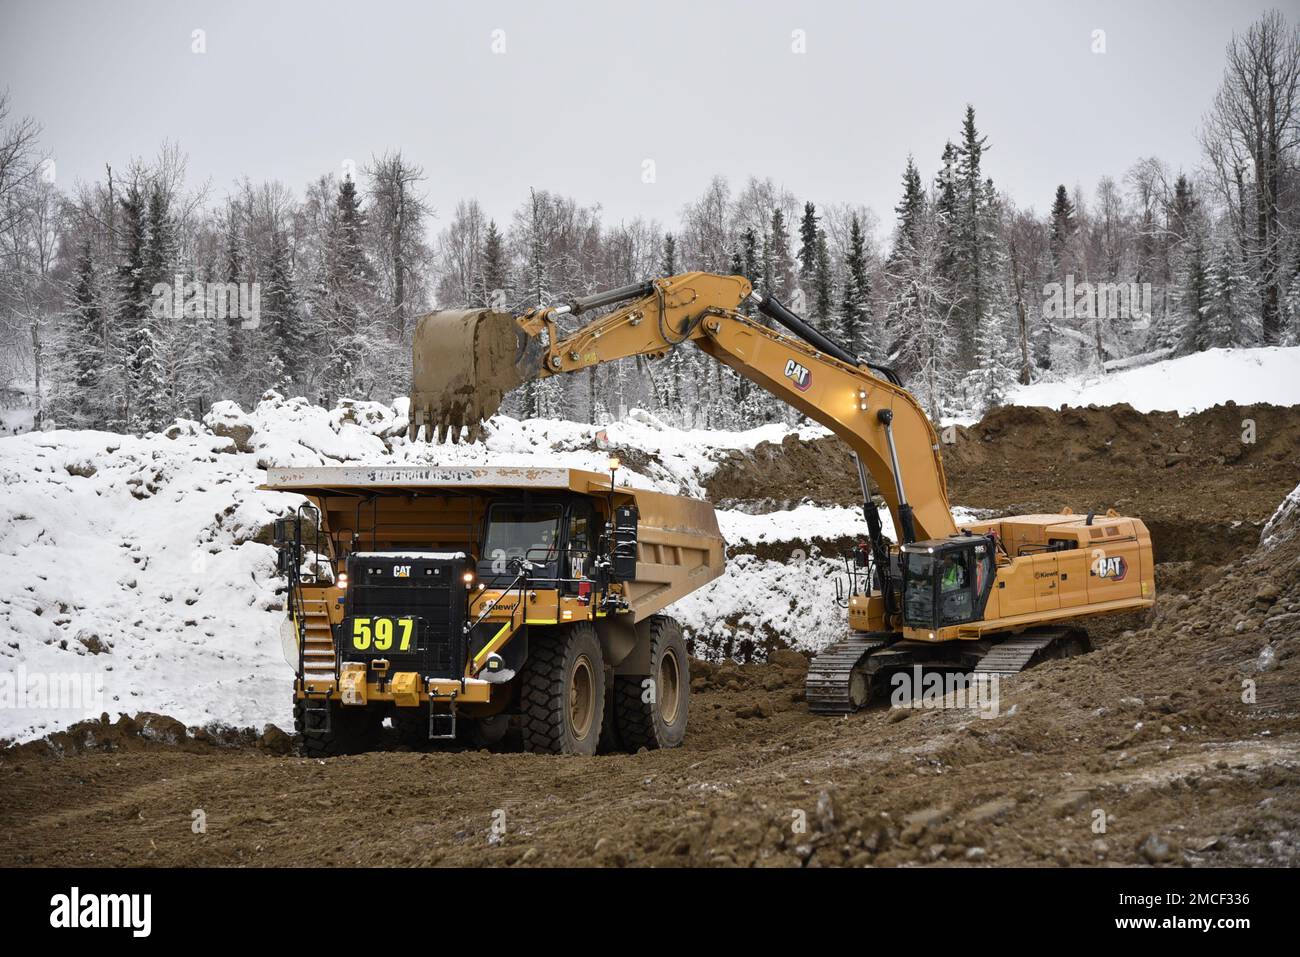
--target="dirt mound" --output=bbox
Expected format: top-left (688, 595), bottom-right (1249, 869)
top-left (707, 402), bottom-right (1300, 564)
top-left (3, 712), bottom-right (290, 760)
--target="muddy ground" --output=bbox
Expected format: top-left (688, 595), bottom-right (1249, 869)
top-left (2, 402), bottom-right (1298, 867)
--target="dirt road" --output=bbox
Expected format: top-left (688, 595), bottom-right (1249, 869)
top-left (3, 402), bottom-right (1298, 867)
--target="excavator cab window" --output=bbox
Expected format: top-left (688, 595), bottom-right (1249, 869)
top-left (901, 537), bottom-right (996, 630)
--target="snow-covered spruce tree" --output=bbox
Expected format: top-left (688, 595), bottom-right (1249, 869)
top-left (886, 183), bottom-right (958, 423)
top-left (968, 304), bottom-right (1015, 414)
top-left (1049, 184), bottom-right (1076, 273)
top-left (890, 157), bottom-right (925, 265)
top-left (51, 237), bottom-right (104, 426)
top-left (1201, 234), bottom-right (1258, 348)
top-left (882, 157), bottom-right (925, 366)
top-left (317, 174), bottom-right (378, 402)
top-left (482, 219), bottom-right (508, 306)
top-left (258, 229), bottom-right (307, 395)
top-left (797, 201), bottom-right (819, 293)
top-left (111, 181), bottom-right (164, 432)
top-left (813, 228), bottom-right (836, 337)
top-left (839, 213), bottom-right (873, 359)
top-left (768, 207), bottom-right (794, 301)
top-left (218, 198), bottom-right (247, 386)
top-left (951, 105), bottom-right (996, 361)
top-left (1172, 229), bottom-right (1212, 355)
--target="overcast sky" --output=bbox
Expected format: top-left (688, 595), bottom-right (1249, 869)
top-left (0, 0), bottom-right (1283, 239)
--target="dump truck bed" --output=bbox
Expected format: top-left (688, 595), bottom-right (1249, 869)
top-left (261, 465), bottom-right (726, 622)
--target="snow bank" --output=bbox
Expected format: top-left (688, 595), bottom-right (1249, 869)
top-left (0, 394), bottom-right (847, 742)
top-left (1005, 346), bottom-right (1300, 414)
top-left (717, 501), bottom-right (981, 547)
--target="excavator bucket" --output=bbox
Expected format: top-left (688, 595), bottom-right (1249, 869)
top-left (408, 308), bottom-right (541, 442)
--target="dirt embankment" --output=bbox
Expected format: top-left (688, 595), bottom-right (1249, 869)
top-left (707, 403), bottom-right (1300, 563)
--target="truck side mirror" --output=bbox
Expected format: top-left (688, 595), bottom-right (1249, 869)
top-left (272, 517), bottom-right (299, 547)
top-left (611, 505), bottom-right (639, 581)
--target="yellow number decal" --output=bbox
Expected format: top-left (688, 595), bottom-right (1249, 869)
top-left (352, 617), bottom-right (413, 652)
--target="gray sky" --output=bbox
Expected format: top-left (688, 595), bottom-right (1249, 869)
top-left (0, 0), bottom-right (1282, 238)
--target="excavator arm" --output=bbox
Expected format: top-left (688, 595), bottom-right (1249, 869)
top-left (410, 271), bottom-right (958, 543)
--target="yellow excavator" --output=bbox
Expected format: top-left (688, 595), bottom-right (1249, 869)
top-left (409, 272), bottom-right (1155, 712)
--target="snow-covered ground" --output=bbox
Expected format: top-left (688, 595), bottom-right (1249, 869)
top-left (1002, 345), bottom-right (1300, 415)
top-left (0, 393), bottom-right (856, 743)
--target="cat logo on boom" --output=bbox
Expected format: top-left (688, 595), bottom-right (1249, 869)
top-left (1095, 555), bottom-right (1128, 581)
top-left (783, 359), bottom-right (812, 392)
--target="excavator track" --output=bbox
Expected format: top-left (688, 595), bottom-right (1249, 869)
top-left (805, 627), bottom-right (1091, 714)
top-left (973, 627), bottom-right (1090, 675)
top-left (805, 633), bottom-right (891, 714)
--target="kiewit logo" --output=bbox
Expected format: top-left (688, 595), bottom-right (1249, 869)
top-left (783, 359), bottom-right (812, 392)
top-left (50, 887), bottom-right (151, 937)
top-left (1095, 555), bottom-right (1128, 581)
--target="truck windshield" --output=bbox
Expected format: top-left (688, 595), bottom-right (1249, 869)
top-left (903, 552), bottom-right (936, 626)
top-left (481, 504), bottom-right (563, 580)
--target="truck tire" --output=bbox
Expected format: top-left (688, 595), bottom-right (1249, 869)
top-left (293, 699), bottom-right (382, 758)
top-left (519, 622), bottom-right (606, 756)
top-left (458, 713), bottom-right (511, 750)
top-left (598, 683), bottom-right (624, 754)
top-left (614, 615), bottom-right (689, 750)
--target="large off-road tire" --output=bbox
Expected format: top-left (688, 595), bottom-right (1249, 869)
top-left (598, 683), bottom-right (624, 754)
top-left (458, 712), bottom-right (511, 750)
top-left (519, 622), bottom-right (606, 756)
top-left (613, 615), bottom-right (689, 751)
top-left (294, 699), bottom-right (382, 758)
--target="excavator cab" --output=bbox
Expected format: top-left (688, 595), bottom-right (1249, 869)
top-left (900, 535), bottom-right (997, 631)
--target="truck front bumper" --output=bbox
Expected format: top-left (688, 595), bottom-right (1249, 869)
top-left (298, 670), bottom-right (494, 707)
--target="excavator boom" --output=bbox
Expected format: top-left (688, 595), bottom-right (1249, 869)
top-left (410, 272), bottom-right (957, 542)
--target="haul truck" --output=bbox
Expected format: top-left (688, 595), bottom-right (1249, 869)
top-left (262, 465), bottom-right (725, 756)
top-left (409, 272), bottom-right (1157, 713)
